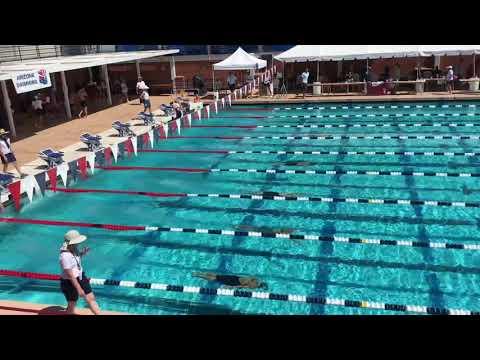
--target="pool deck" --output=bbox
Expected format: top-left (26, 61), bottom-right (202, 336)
top-left (233, 91), bottom-right (480, 105)
top-left (0, 300), bottom-right (127, 315)
top-left (11, 95), bottom-right (192, 171)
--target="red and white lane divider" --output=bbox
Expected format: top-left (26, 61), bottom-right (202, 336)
top-left (0, 216), bottom-right (478, 251)
top-left (48, 187), bottom-right (480, 208)
top-left (137, 149), bottom-right (480, 158)
top-left (95, 165), bottom-right (480, 179)
top-left (0, 269), bottom-right (474, 314)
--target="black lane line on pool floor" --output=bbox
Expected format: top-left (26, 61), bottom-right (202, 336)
top-left (207, 125), bottom-right (303, 311)
top-left (398, 136), bottom-right (446, 309)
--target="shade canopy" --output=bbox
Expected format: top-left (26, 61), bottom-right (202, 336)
top-left (213, 47), bottom-right (267, 70)
top-left (275, 45), bottom-right (480, 62)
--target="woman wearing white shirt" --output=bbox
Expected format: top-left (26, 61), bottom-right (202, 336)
top-left (136, 76), bottom-right (147, 104)
top-left (59, 230), bottom-right (101, 315)
top-left (0, 128), bottom-right (24, 176)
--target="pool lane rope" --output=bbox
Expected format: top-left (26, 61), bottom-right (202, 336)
top-left (0, 216), bottom-right (478, 251)
top-left (168, 134), bottom-right (480, 141)
top-left (96, 165), bottom-right (480, 179)
top-left (214, 113), bottom-right (480, 120)
top-left (138, 149), bottom-right (480, 158)
top-left (50, 187), bottom-right (480, 209)
top-left (270, 104), bottom-right (477, 111)
top-left (0, 269), bottom-right (476, 315)
top-left (194, 122), bottom-right (480, 129)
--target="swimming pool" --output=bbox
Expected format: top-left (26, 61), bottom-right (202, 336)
top-left (1, 100), bottom-right (480, 315)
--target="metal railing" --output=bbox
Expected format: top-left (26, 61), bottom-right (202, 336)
top-left (0, 45), bottom-right (102, 63)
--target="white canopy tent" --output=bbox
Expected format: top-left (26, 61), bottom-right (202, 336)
top-left (275, 45), bottom-right (480, 62)
top-left (213, 47), bottom-right (267, 70)
top-left (275, 45), bottom-right (480, 88)
top-left (212, 47), bottom-right (267, 91)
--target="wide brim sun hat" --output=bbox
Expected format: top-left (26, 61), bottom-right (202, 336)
top-left (61, 230), bottom-right (87, 250)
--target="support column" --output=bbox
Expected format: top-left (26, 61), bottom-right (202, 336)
top-left (88, 67), bottom-right (93, 83)
top-left (170, 56), bottom-right (177, 95)
top-left (136, 60), bottom-right (141, 78)
top-left (60, 71), bottom-right (72, 120)
top-left (1, 80), bottom-right (16, 138)
top-left (102, 64), bottom-right (112, 106)
top-left (51, 72), bottom-right (57, 105)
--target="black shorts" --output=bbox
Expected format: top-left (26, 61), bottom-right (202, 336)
top-left (228, 84), bottom-right (236, 92)
top-left (1, 152), bottom-right (16, 165)
top-left (302, 83), bottom-right (308, 91)
top-left (60, 272), bottom-right (92, 302)
top-left (35, 108), bottom-right (45, 115)
top-left (80, 101), bottom-right (87, 108)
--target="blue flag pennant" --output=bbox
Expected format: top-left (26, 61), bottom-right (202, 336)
top-left (34, 172), bottom-right (46, 196)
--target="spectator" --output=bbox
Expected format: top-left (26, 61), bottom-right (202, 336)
top-left (300, 69), bottom-right (310, 98)
top-left (0, 128), bottom-right (25, 177)
top-left (141, 87), bottom-right (152, 114)
top-left (120, 80), bottom-right (129, 103)
top-left (226, 72), bottom-right (237, 92)
top-left (77, 87), bottom-right (88, 118)
top-left (136, 76), bottom-right (146, 104)
top-left (31, 95), bottom-right (44, 129)
top-left (446, 65), bottom-right (455, 94)
top-left (393, 64), bottom-right (401, 81)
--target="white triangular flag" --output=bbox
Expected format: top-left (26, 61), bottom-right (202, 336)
top-left (214, 101), bottom-right (218, 114)
top-left (86, 152), bottom-right (96, 175)
top-left (21, 175), bottom-right (34, 203)
top-left (227, 95), bottom-right (232, 107)
top-left (206, 105), bottom-right (210, 118)
top-left (196, 110), bottom-right (201, 121)
top-left (187, 113), bottom-right (192, 125)
top-left (148, 129), bottom-right (154, 147)
top-left (131, 136), bottom-right (138, 156)
top-left (110, 143), bottom-right (119, 162)
top-left (221, 98), bottom-right (225, 108)
top-left (163, 124), bottom-right (169, 138)
top-left (176, 118), bottom-right (181, 135)
top-left (57, 163), bottom-right (69, 187)
top-left (239, 88), bottom-right (242, 98)
top-left (233, 91), bottom-right (237, 100)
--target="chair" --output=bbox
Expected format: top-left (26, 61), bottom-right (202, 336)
top-left (38, 149), bottom-right (65, 168)
top-left (80, 133), bottom-right (103, 152)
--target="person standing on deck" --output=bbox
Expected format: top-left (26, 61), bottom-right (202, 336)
top-left (0, 129), bottom-right (25, 177)
top-left (301, 69), bottom-right (310, 98)
top-left (31, 95), bottom-right (44, 129)
top-left (227, 72), bottom-right (237, 93)
top-left (59, 230), bottom-right (101, 315)
top-left (136, 76), bottom-right (146, 104)
top-left (446, 65), bottom-right (455, 94)
top-left (120, 79), bottom-right (129, 103)
top-left (77, 87), bottom-right (88, 118)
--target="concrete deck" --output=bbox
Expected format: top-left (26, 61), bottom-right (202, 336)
top-left (10, 95), bottom-right (191, 170)
top-left (0, 300), bottom-right (127, 315)
top-left (233, 91), bottom-right (480, 105)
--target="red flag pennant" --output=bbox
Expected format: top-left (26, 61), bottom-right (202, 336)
top-left (47, 167), bottom-right (57, 192)
top-left (8, 181), bottom-right (21, 211)
top-left (158, 125), bottom-right (166, 139)
top-left (170, 120), bottom-right (178, 134)
top-left (78, 157), bottom-right (88, 179)
top-left (143, 133), bottom-right (150, 147)
top-left (104, 147), bottom-right (112, 165)
top-left (124, 138), bottom-right (134, 157)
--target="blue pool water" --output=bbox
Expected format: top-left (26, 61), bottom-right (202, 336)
top-left (1, 100), bottom-right (480, 314)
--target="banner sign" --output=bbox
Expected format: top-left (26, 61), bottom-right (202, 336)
top-left (13, 69), bottom-right (52, 94)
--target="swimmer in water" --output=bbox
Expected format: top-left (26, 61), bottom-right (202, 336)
top-left (193, 272), bottom-right (268, 289)
top-left (273, 160), bottom-right (317, 166)
top-left (236, 224), bottom-right (294, 235)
